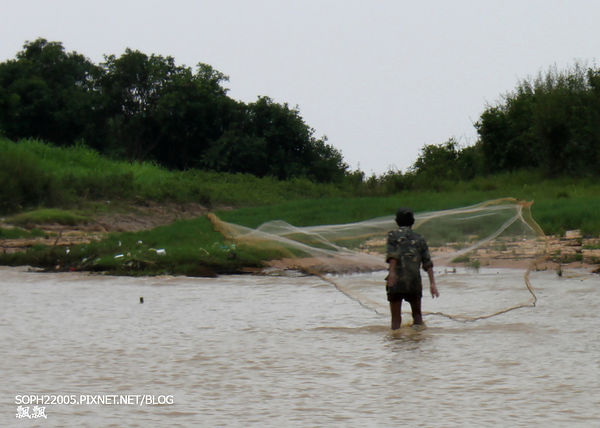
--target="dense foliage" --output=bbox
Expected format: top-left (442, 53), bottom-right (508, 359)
top-left (409, 64), bottom-right (600, 181)
top-left (0, 39), bottom-right (347, 182)
top-left (2, 39), bottom-right (599, 191)
top-left (476, 64), bottom-right (600, 176)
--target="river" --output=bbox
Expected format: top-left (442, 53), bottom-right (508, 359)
top-left (1, 266), bottom-right (598, 427)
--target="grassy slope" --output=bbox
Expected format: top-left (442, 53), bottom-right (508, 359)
top-left (0, 138), bottom-right (349, 212)
top-left (2, 138), bottom-right (600, 274)
top-left (218, 182), bottom-right (600, 237)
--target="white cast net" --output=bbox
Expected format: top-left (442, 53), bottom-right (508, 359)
top-left (209, 198), bottom-right (548, 321)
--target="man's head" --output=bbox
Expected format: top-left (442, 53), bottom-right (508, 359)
top-left (395, 208), bottom-right (414, 227)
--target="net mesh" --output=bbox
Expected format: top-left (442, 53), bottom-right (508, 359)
top-left (209, 198), bottom-right (548, 321)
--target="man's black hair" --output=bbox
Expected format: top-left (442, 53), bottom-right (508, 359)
top-left (395, 208), bottom-right (414, 227)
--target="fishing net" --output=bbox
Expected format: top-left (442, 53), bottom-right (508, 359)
top-left (209, 198), bottom-right (548, 321)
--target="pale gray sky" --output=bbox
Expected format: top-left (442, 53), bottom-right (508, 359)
top-left (2, 1), bottom-right (599, 174)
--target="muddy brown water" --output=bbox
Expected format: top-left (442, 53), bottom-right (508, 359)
top-left (1, 266), bottom-right (598, 427)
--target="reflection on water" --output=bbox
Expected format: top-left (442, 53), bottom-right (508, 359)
top-left (1, 266), bottom-right (599, 427)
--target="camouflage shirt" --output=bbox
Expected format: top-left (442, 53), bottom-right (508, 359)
top-left (386, 226), bottom-right (433, 295)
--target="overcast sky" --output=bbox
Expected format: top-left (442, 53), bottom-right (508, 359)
top-left (2, 1), bottom-right (599, 174)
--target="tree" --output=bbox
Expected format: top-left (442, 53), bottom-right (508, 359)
top-left (204, 96), bottom-right (347, 181)
top-left (412, 139), bottom-right (461, 180)
top-left (0, 39), bottom-right (350, 183)
top-left (475, 64), bottom-right (600, 176)
top-left (0, 38), bottom-right (101, 146)
top-left (99, 49), bottom-right (183, 160)
top-left (303, 137), bottom-right (347, 182)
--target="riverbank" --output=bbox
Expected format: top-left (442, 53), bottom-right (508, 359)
top-left (2, 202), bottom-right (599, 276)
top-left (0, 201), bottom-right (210, 253)
top-left (0, 204), bottom-right (249, 276)
top-left (2, 137), bottom-right (600, 275)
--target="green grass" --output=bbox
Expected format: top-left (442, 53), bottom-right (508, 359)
top-left (0, 138), bottom-right (349, 213)
top-left (0, 227), bottom-right (47, 239)
top-left (3, 138), bottom-right (600, 275)
top-left (216, 193), bottom-right (492, 229)
top-left (6, 208), bottom-right (90, 227)
top-left (4, 189), bottom-right (600, 274)
top-left (216, 172), bottom-right (600, 238)
top-left (3, 137), bottom-right (600, 237)
top-left (0, 216), bottom-right (290, 275)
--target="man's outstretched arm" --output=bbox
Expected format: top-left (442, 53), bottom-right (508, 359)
top-left (427, 267), bottom-right (439, 298)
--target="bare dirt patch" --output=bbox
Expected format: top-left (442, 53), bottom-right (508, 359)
top-left (93, 201), bottom-right (211, 232)
top-left (1, 202), bottom-right (212, 254)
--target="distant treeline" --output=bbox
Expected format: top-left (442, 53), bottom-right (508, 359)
top-left (2, 39), bottom-right (600, 189)
top-left (408, 63), bottom-right (600, 187)
top-left (0, 39), bottom-right (346, 182)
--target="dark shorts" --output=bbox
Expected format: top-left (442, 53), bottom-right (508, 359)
top-left (386, 290), bottom-right (422, 303)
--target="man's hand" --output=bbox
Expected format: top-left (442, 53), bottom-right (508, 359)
top-left (427, 267), bottom-right (439, 298)
top-left (430, 282), bottom-right (439, 298)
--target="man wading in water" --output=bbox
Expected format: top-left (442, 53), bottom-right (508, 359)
top-left (386, 208), bottom-right (439, 329)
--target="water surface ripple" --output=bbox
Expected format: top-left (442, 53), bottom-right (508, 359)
top-left (1, 267), bottom-right (598, 427)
